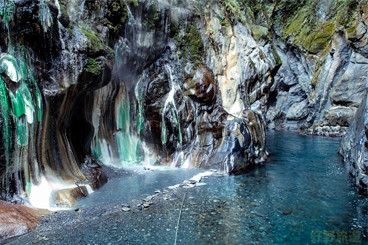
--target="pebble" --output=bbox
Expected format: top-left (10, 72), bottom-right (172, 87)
top-left (196, 182), bottom-right (207, 187)
top-left (144, 195), bottom-right (154, 201)
top-left (154, 190), bottom-right (161, 194)
top-left (122, 207), bottom-right (131, 212)
top-left (283, 209), bottom-right (292, 215)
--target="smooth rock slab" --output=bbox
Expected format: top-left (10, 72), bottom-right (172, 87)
top-left (0, 201), bottom-right (47, 241)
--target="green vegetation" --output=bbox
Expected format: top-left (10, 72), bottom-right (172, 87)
top-left (85, 58), bottom-right (101, 76)
top-left (105, 0), bottom-right (140, 34)
top-left (147, 2), bottom-right (159, 31)
top-left (183, 23), bottom-right (204, 65)
top-left (220, 0), bottom-right (247, 24)
top-left (79, 25), bottom-right (105, 51)
top-left (302, 21), bottom-right (334, 53)
top-left (272, 44), bottom-right (282, 67)
top-left (130, 0), bottom-right (139, 7)
top-left (277, 0), bottom-right (361, 53)
top-left (111, 1), bottom-right (128, 23)
top-left (172, 20), bottom-right (204, 66)
top-left (311, 68), bottom-right (322, 88)
top-left (171, 20), bottom-right (180, 42)
top-left (59, 0), bottom-right (69, 21)
top-left (67, 27), bottom-right (73, 39)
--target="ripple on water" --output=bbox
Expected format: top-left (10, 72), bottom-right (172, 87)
top-left (180, 130), bottom-right (367, 244)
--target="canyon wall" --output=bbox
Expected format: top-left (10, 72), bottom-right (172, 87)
top-left (0, 0), bottom-right (367, 211)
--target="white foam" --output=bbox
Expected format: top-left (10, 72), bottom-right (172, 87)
top-left (28, 176), bottom-right (75, 211)
top-left (190, 171), bottom-right (213, 183)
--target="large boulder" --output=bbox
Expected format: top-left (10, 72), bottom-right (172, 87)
top-left (184, 65), bottom-right (216, 107)
top-left (319, 106), bottom-right (357, 127)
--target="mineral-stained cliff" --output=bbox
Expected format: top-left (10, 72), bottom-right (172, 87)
top-left (0, 0), bottom-right (367, 219)
top-left (0, 0), bottom-right (275, 213)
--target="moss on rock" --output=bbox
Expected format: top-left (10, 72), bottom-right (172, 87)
top-left (184, 23), bottom-right (204, 65)
top-left (303, 21), bottom-right (335, 53)
top-left (85, 58), bottom-right (101, 76)
top-left (80, 25), bottom-right (104, 51)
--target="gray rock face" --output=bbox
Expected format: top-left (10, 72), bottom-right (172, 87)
top-left (255, 1), bottom-right (368, 136)
top-left (320, 106), bottom-right (357, 127)
top-left (264, 31), bottom-right (366, 135)
top-left (330, 53), bottom-right (368, 107)
top-left (286, 99), bottom-right (309, 120)
top-left (339, 90), bottom-right (368, 194)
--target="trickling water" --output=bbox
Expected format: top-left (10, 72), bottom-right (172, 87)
top-left (39, 0), bottom-right (53, 33)
top-left (115, 87), bottom-right (142, 165)
top-left (161, 64), bottom-right (182, 147)
top-left (135, 71), bottom-right (147, 136)
top-left (125, 3), bottom-right (136, 44)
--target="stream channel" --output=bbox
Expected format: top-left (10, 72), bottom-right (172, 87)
top-left (7, 131), bottom-right (368, 244)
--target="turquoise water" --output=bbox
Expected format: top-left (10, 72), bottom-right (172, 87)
top-left (8, 131), bottom-right (367, 245)
top-left (175, 130), bottom-right (368, 244)
top-left (83, 130), bottom-right (367, 244)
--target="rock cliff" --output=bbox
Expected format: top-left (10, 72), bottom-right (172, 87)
top-left (0, 0), bottom-right (272, 210)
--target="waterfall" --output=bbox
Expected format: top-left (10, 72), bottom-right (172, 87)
top-left (135, 71), bottom-right (147, 136)
top-left (125, 2), bottom-right (136, 44)
top-left (0, 0), bottom-right (15, 52)
top-left (161, 64), bottom-right (183, 147)
top-left (39, 0), bottom-right (53, 33)
top-left (91, 72), bottom-right (150, 167)
top-left (115, 86), bottom-right (142, 165)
